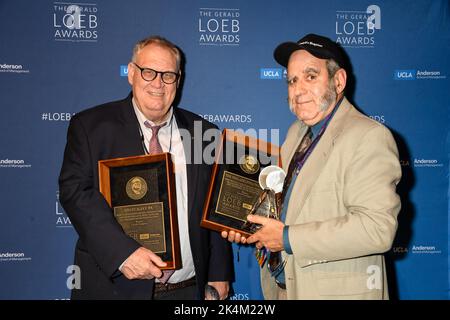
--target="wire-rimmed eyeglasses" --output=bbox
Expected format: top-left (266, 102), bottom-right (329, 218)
top-left (132, 62), bottom-right (180, 84)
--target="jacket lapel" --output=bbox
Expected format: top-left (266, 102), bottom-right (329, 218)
top-left (281, 121), bottom-right (309, 174)
top-left (117, 93), bottom-right (146, 156)
top-left (284, 98), bottom-right (351, 225)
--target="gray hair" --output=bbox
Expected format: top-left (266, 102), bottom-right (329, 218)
top-left (131, 35), bottom-right (181, 71)
top-left (326, 59), bottom-right (341, 80)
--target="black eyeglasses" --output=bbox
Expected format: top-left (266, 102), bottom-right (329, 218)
top-left (132, 62), bottom-right (179, 84)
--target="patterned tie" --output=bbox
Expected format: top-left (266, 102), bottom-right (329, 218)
top-left (267, 127), bottom-right (313, 279)
top-left (144, 121), bottom-right (166, 154)
top-left (281, 127), bottom-right (313, 202)
top-left (144, 120), bottom-right (174, 284)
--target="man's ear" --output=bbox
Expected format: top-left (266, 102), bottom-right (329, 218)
top-left (127, 62), bottom-right (135, 86)
top-left (334, 68), bottom-right (347, 95)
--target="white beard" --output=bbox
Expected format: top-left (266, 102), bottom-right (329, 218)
top-left (288, 79), bottom-right (337, 116)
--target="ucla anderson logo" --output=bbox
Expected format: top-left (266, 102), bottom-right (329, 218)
top-left (394, 69), bottom-right (446, 80)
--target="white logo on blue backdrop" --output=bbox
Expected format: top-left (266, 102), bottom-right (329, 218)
top-left (53, 2), bottom-right (98, 42)
top-left (198, 7), bottom-right (240, 46)
top-left (260, 68), bottom-right (283, 80)
top-left (120, 65), bottom-right (128, 77)
top-left (394, 69), bottom-right (446, 80)
top-left (0, 63), bottom-right (30, 74)
top-left (56, 191), bottom-right (72, 227)
top-left (335, 4), bottom-right (381, 48)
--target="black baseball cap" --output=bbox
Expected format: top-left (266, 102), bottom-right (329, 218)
top-left (274, 33), bottom-right (346, 70)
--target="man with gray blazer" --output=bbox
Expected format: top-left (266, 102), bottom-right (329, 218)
top-left (223, 34), bottom-right (401, 299)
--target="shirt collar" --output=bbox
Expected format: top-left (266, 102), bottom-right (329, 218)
top-left (132, 97), bottom-right (173, 129)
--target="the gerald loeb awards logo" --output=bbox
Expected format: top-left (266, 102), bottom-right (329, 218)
top-left (53, 2), bottom-right (98, 42)
top-left (198, 8), bottom-right (240, 46)
top-left (335, 4), bottom-right (381, 48)
top-left (126, 177), bottom-right (148, 200)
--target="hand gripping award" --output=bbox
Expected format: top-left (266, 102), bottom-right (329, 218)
top-left (201, 129), bottom-right (280, 237)
top-left (242, 165), bottom-right (286, 266)
top-left (98, 153), bottom-right (182, 270)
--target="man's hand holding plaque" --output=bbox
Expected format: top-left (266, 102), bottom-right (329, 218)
top-left (98, 153), bottom-right (182, 272)
top-left (241, 165), bottom-right (286, 232)
top-left (201, 129), bottom-right (281, 237)
top-left (121, 247), bottom-right (167, 280)
top-left (221, 165), bottom-right (286, 252)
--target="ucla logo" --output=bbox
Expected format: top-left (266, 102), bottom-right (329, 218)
top-left (260, 68), bottom-right (282, 80)
top-left (400, 160), bottom-right (410, 166)
top-left (394, 70), bottom-right (416, 80)
top-left (120, 65), bottom-right (128, 77)
top-left (393, 246), bottom-right (409, 253)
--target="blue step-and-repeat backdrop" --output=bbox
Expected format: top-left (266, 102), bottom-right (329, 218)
top-left (0, 0), bottom-right (449, 299)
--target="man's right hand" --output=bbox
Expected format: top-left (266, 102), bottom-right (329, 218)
top-left (121, 247), bottom-right (167, 280)
top-left (221, 230), bottom-right (247, 244)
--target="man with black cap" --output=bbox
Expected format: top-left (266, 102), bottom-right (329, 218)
top-left (223, 34), bottom-right (401, 299)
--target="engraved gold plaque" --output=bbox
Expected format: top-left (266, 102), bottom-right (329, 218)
top-left (114, 202), bottom-right (166, 253)
top-left (201, 129), bottom-right (280, 237)
top-left (98, 153), bottom-right (181, 270)
top-left (215, 171), bottom-right (261, 222)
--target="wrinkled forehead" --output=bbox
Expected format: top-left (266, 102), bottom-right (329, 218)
top-left (287, 49), bottom-right (328, 76)
top-left (136, 43), bottom-right (179, 70)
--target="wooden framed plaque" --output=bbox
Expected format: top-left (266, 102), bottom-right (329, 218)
top-left (201, 129), bottom-right (281, 237)
top-left (98, 153), bottom-right (181, 270)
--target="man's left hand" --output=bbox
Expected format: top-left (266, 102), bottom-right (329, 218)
top-left (246, 215), bottom-right (285, 252)
top-left (207, 281), bottom-right (229, 300)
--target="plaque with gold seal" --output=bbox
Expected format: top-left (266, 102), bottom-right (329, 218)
top-left (201, 129), bottom-right (281, 237)
top-left (98, 153), bottom-right (181, 270)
